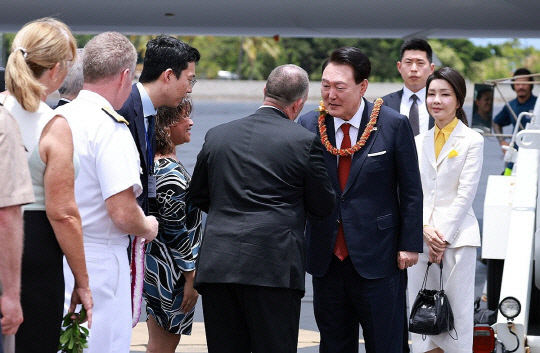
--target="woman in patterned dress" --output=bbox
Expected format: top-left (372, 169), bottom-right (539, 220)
top-left (143, 98), bottom-right (202, 353)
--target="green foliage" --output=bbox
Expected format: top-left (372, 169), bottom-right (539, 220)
top-left (429, 40), bottom-right (466, 73)
top-left (3, 32), bottom-right (540, 84)
top-left (187, 36), bottom-right (241, 78)
top-left (58, 308), bottom-right (89, 353)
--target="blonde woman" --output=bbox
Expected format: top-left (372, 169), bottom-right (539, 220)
top-left (2, 18), bottom-right (92, 353)
top-left (408, 67), bottom-right (483, 353)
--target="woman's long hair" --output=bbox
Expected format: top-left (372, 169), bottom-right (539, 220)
top-left (5, 18), bottom-right (77, 112)
top-left (426, 67), bottom-right (469, 126)
top-left (155, 98), bottom-right (193, 156)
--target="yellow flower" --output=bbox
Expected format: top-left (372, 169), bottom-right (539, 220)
top-left (318, 100), bottom-right (328, 113)
top-left (448, 149), bottom-right (459, 158)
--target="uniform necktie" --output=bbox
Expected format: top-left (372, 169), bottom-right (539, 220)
top-left (409, 94), bottom-right (420, 136)
top-left (435, 129), bottom-right (445, 160)
top-left (334, 123), bottom-right (351, 260)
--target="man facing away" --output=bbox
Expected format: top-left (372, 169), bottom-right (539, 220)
top-left (382, 38), bottom-right (435, 136)
top-left (189, 64), bottom-right (335, 353)
top-left (493, 67), bottom-right (537, 155)
top-left (0, 107), bottom-right (34, 353)
top-left (54, 48), bottom-right (84, 109)
top-left (117, 35), bottom-right (200, 214)
top-left (297, 47), bottom-right (423, 353)
top-left (57, 32), bottom-right (158, 353)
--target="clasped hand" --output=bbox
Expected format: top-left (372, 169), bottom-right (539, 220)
top-left (423, 225), bottom-right (447, 264)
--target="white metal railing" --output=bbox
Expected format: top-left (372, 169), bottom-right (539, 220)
top-left (494, 134), bottom-right (540, 352)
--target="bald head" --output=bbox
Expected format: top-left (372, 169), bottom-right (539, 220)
top-left (264, 64), bottom-right (309, 106)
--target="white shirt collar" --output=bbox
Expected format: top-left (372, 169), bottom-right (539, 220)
top-left (403, 86), bottom-right (426, 105)
top-left (77, 89), bottom-right (114, 109)
top-left (136, 82), bottom-right (157, 117)
top-left (333, 98), bottom-right (365, 133)
top-left (259, 105), bottom-right (287, 117)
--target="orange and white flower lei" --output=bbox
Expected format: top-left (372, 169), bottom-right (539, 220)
top-left (317, 98), bottom-right (383, 156)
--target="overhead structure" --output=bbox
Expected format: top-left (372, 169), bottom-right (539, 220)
top-left (2, 0), bottom-right (540, 38)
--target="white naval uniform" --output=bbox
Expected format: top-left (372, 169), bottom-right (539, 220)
top-left (58, 90), bottom-right (142, 353)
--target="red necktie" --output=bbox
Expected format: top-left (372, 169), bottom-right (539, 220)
top-left (334, 123), bottom-right (351, 260)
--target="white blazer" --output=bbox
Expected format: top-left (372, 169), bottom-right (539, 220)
top-left (415, 119), bottom-right (484, 248)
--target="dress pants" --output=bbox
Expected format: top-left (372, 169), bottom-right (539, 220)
top-left (200, 283), bottom-right (302, 353)
top-left (63, 239), bottom-right (132, 353)
top-left (402, 270), bottom-right (411, 352)
top-left (313, 256), bottom-right (404, 353)
top-left (408, 246), bottom-right (476, 353)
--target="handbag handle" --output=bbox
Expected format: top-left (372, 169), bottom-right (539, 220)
top-left (421, 262), bottom-right (444, 291)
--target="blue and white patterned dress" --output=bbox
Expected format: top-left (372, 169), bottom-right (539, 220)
top-left (143, 157), bottom-right (202, 335)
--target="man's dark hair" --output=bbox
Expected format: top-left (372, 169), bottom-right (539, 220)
top-left (475, 87), bottom-right (492, 101)
top-left (139, 35), bottom-right (200, 83)
top-left (322, 47), bottom-right (371, 84)
top-left (400, 38), bottom-right (433, 63)
top-left (511, 68), bottom-right (534, 91)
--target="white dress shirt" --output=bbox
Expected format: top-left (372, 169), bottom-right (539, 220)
top-left (333, 99), bottom-right (365, 164)
top-left (136, 82), bottom-right (157, 132)
top-left (400, 86), bottom-right (429, 134)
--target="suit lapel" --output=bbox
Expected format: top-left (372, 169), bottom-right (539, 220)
top-left (387, 89), bottom-right (403, 111)
top-left (131, 86), bottom-right (148, 168)
top-left (436, 120), bottom-right (465, 167)
top-left (323, 115), bottom-right (341, 192)
top-left (423, 128), bottom-right (436, 170)
top-left (343, 99), bottom-right (380, 194)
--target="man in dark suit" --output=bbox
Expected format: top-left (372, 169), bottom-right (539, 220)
top-left (117, 35), bottom-right (200, 213)
top-left (297, 47), bottom-right (423, 353)
top-left (382, 38), bottom-right (435, 352)
top-left (189, 64), bottom-right (335, 353)
top-left (382, 38), bottom-right (435, 136)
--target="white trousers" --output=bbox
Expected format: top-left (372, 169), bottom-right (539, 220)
top-left (407, 245), bottom-right (477, 353)
top-left (64, 241), bottom-right (132, 353)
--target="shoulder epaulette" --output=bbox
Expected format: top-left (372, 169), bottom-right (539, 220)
top-left (102, 106), bottom-right (129, 126)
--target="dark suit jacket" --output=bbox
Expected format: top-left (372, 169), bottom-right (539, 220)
top-left (117, 84), bottom-right (150, 213)
top-left (53, 98), bottom-right (70, 110)
top-left (382, 88), bottom-right (434, 132)
top-left (189, 107), bottom-right (335, 292)
top-left (297, 99), bottom-right (423, 279)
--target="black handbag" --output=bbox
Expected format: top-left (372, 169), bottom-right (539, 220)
top-left (409, 262), bottom-right (457, 339)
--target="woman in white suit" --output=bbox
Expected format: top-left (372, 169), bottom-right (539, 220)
top-left (408, 67), bottom-right (484, 353)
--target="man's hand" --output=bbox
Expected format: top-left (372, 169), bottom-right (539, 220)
top-left (397, 251), bottom-right (419, 270)
top-left (143, 215), bottom-right (159, 241)
top-left (0, 294), bottom-right (23, 335)
top-left (69, 285), bottom-right (93, 328)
